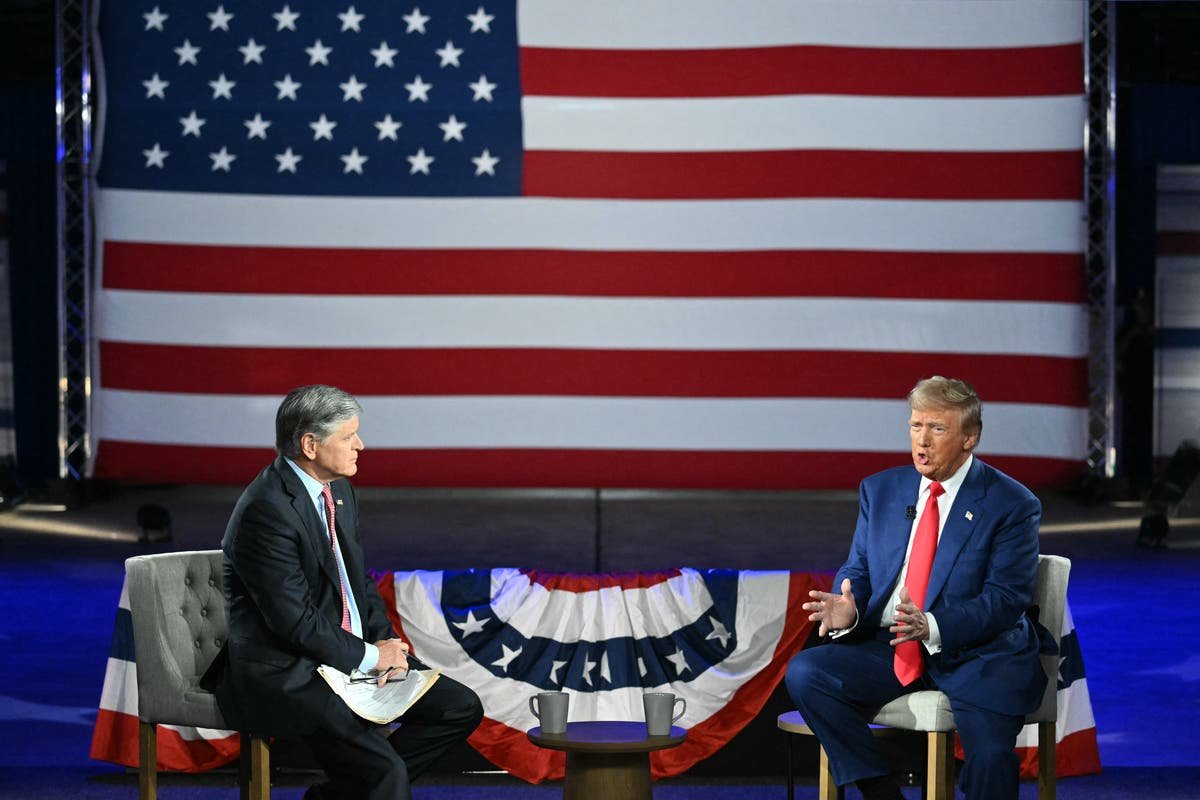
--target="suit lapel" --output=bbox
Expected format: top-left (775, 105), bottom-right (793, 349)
top-left (925, 457), bottom-right (988, 604)
top-left (275, 456), bottom-right (343, 589)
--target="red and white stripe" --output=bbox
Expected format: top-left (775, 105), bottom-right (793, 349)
top-left (93, 0), bottom-right (1087, 489)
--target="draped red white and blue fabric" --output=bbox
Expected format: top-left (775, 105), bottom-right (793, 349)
top-left (91, 0), bottom-right (1088, 490)
top-left (378, 568), bottom-right (818, 780)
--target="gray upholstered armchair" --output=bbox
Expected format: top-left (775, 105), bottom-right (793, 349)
top-left (125, 550), bottom-right (269, 800)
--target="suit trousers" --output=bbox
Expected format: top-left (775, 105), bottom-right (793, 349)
top-left (302, 674), bottom-right (484, 800)
top-left (785, 630), bottom-right (1024, 800)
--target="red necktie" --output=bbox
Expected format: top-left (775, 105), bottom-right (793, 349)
top-left (894, 480), bottom-right (944, 685)
top-left (321, 484), bottom-right (353, 633)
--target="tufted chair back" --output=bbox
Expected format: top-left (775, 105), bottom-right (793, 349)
top-left (125, 551), bottom-right (230, 731)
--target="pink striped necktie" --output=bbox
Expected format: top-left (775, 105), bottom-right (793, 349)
top-left (894, 480), bottom-right (944, 686)
top-left (321, 484), bottom-right (353, 633)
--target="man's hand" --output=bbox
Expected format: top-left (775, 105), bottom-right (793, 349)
top-left (802, 578), bottom-right (857, 637)
top-left (889, 586), bottom-right (929, 644)
top-left (373, 638), bottom-right (410, 687)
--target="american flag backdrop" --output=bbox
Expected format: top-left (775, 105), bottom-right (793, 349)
top-left (92, 0), bottom-right (1088, 489)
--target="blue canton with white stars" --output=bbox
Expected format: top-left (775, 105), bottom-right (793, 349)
top-left (97, 1), bottom-right (522, 196)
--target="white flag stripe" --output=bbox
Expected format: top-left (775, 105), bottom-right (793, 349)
top-left (1156, 202), bottom-right (1200, 231)
top-left (94, 391), bottom-right (1086, 459)
top-left (517, 0), bottom-right (1084, 49)
top-left (1155, 260), bottom-right (1200, 327)
top-left (97, 190), bottom-right (1086, 254)
top-left (485, 570), bottom-right (715, 641)
top-left (95, 291), bottom-right (1089, 356)
top-left (1158, 351), bottom-right (1200, 391)
top-left (97, 656), bottom-right (140, 715)
top-left (523, 95), bottom-right (1084, 153)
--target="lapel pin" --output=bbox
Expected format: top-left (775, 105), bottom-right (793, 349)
top-left (336, 499), bottom-right (344, 506)
top-left (965, 511), bottom-right (973, 521)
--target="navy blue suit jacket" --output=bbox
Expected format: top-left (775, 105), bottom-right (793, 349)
top-left (211, 456), bottom-right (396, 735)
top-left (835, 457), bottom-right (1046, 715)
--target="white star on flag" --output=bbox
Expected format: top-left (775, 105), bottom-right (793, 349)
top-left (208, 73), bottom-right (236, 100)
top-left (341, 147), bottom-right (368, 174)
top-left (143, 6), bottom-right (168, 31)
top-left (638, 657), bottom-right (648, 678)
top-left (466, 6), bottom-right (494, 33)
top-left (339, 75), bottom-right (367, 102)
top-left (438, 114), bottom-right (466, 141)
top-left (238, 38), bottom-right (266, 64)
top-left (403, 7), bottom-right (430, 34)
top-left (472, 148), bottom-right (499, 175)
top-left (468, 74), bottom-right (496, 102)
top-left (404, 75), bottom-right (432, 102)
top-left (452, 609), bottom-right (488, 636)
top-left (306, 39), bottom-right (332, 66)
top-left (142, 143), bottom-right (168, 168)
top-left (179, 110), bottom-right (205, 137)
top-left (407, 147), bottom-right (434, 174)
top-left (436, 40), bottom-right (463, 68)
top-left (338, 6), bottom-right (365, 33)
top-left (666, 647), bottom-right (690, 676)
top-left (142, 74), bottom-right (169, 99)
top-left (600, 652), bottom-right (611, 684)
top-left (581, 655), bottom-right (597, 687)
top-left (549, 659), bottom-right (567, 685)
top-left (174, 39), bottom-right (200, 65)
top-left (244, 113), bottom-right (271, 139)
top-left (374, 114), bottom-right (402, 140)
top-left (274, 74), bottom-right (301, 100)
top-left (491, 644), bottom-right (522, 673)
top-left (309, 114), bottom-right (337, 141)
top-left (273, 5), bottom-right (299, 31)
top-left (208, 146), bottom-right (236, 172)
top-left (274, 147), bottom-right (302, 173)
top-left (705, 616), bottom-right (732, 648)
top-left (370, 41), bottom-right (398, 68)
top-left (207, 5), bottom-right (234, 31)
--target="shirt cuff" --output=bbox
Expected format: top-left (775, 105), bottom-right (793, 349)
top-left (923, 613), bottom-right (942, 654)
top-left (829, 608), bottom-right (860, 639)
top-left (358, 641), bottom-right (379, 672)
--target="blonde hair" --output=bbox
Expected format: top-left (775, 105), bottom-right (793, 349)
top-left (908, 376), bottom-right (982, 436)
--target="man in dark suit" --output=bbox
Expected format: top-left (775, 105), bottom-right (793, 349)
top-left (785, 376), bottom-right (1044, 800)
top-left (212, 384), bottom-right (483, 800)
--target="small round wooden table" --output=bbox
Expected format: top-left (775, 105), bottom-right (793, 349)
top-left (528, 720), bottom-right (687, 800)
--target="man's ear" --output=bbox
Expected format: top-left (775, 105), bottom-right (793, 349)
top-left (299, 432), bottom-right (318, 459)
top-left (963, 430), bottom-right (980, 452)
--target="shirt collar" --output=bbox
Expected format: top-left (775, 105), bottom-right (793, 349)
top-left (920, 453), bottom-right (973, 498)
top-left (284, 456), bottom-right (327, 503)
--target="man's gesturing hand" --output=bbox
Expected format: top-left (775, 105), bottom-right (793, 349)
top-left (802, 578), bottom-right (857, 637)
top-left (889, 585), bottom-right (929, 644)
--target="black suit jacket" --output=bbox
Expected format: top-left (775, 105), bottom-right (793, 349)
top-left (209, 456), bottom-right (395, 735)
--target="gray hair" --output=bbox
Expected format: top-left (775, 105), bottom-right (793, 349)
top-left (275, 385), bottom-right (363, 458)
top-left (907, 376), bottom-right (982, 437)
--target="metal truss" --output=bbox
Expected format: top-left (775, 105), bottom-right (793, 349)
top-left (55, 0), bottom-right (93, 481)
top-left (1084, 0), bottom-right (1117, 478)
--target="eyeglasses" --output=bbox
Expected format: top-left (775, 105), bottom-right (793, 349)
top-left (349, 666), bottom-right (408, 684)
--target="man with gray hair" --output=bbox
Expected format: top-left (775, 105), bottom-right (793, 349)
top-left (785, 376), bottom-right (1044, 800)
top-left (208, 385), bottom-right (483, 800)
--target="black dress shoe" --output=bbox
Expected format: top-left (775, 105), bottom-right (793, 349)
top-left (303, 781), bottom-right (338, 800)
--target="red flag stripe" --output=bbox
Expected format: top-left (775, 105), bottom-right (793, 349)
top-left (520, 44), bottom-right (1083, 99)
top-left (1157, 231), bottom-right (1200, 255)
top-left (93, 444), bottom-right (1082, 490)
top-left (523, 150), bottom-right (1082, 201)
top-left (100, 244), bottom-right (1084, 303)
top-left (97, 343), bottom-right (1088, 405)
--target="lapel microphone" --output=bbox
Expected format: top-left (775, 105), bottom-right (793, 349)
top-left (905, 505), bottom-right (917, 520)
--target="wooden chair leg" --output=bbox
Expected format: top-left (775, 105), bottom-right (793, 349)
top-left (817, 745), bottom-right (843, 800)
top-left (1038, 721), bottom-right (1056, 800)
top-left (239, 733), bottom-right (271, 800)
top-left (785, 729), bottom-right (794, 800)
top-left (138, 721), bottom-right (157, 800)
top-left (926, 731), bottom-right (952, 800)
